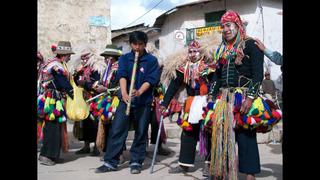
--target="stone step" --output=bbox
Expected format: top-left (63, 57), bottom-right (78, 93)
top-left (66, 119), bottom-right (283, 144)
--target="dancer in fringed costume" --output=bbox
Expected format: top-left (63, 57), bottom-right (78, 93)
top-left (208, 10), bottom-right (282, 180)
top-left (93, 45), bottom-right (123, 160)
top-left (37, 41), bottom-right (75, 166)
top-left (72, 45), bottom-right (119, 156)
top-left (159, 39), bottom-right (216, 176)
top-left (95, 31), bottom-right (160, 174)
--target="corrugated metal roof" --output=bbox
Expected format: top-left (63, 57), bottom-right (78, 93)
top-left (111, 23), bottom-right (161, 41)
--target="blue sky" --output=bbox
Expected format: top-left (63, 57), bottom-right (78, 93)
top-left (111, 0), bottom-right (198, 30)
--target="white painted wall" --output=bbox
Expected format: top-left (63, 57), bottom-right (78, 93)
top-left (159, 0), bottom-right (226, 57)
top-left (158, 0), bottom-right (282, 89)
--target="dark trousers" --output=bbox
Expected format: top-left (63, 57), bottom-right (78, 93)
top-left (236, 129), bottom-right (261, 174)
top-left (178, 124), bottom-right (200, 166)
top-left (40, 121), bottom-right (61, 161)
top-left (104, 101), bottom-right (151, 168)
top-left (78, 117), bottom-right (98, 143)
top-left (178, 124), bottom-right (212, 166)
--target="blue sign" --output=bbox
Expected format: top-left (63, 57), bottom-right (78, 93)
top-left (89, 16), bottom-right (110, 27)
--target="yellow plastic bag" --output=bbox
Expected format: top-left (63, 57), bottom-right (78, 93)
top-left (66, 77), bottom-right (90, 121)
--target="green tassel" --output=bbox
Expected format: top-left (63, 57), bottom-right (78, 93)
top-left (58, 117), bottom-right (63, 123)
top-left (44, 97), bottom-right (51, 113)
top-left (56, 100), bottom-right (64, 111)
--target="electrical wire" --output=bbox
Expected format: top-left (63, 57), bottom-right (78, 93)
top-left (123, 0), bottom-right (164, 28)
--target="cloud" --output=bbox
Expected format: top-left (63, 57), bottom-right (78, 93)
top-left (111, 0), bottom-right (199, 29)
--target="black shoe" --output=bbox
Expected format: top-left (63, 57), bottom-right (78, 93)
top-left (202, 164), bottom-right (210, 177)
top-left (90, 147), bottom-right (100, 156)
top-left (55, 158), bottom-right (64, 164)
top-left (168, 165), bottom-right (189, 174)
top-left (130, 165), bottom-right (141, 174)
top-left (95, 165), bottom-right (116, 173)
top-left (75, 146), bottom-right (90, 155)
top-left (157, 146), bottom-right (171, 156)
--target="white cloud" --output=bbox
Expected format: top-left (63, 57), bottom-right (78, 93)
top-left (111, 0), bottom-right (199, 29)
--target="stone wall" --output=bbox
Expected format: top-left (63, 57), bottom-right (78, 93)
top-left (38, 0), bottom-right (111, 59)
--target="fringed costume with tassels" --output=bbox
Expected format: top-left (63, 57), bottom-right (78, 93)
top-left (207, 10), bottom-right (282, 179)
top-left (162, 41), bottom-right (216, 167)
top-left (74, 57), bottom-right (120, 150)
top-left (88, 59), bottom-right (120, 123)
top-left (37, 57), bottom-right (73, 161)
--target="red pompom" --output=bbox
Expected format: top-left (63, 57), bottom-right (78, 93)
top-left (272, 110), bottom-right (282, 120)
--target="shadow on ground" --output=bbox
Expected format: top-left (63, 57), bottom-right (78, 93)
top-left (256, 163), bottom-right (282, 180)
top-left (267, 144), bottom-right (282, 155)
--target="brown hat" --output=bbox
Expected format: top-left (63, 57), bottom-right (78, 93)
top-left (54, 41), bottom-right (75, 55)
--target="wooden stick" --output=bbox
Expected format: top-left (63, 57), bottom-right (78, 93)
top-left (126, 51), bottom-right (139, 115)
top-left (85, 87), bottom-right (120, 103)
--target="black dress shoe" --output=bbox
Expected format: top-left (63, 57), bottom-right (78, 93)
top-left (95, 165), bottom-right (116, 173)
top-left (168, 165), bottom-right (189, 174)
top-left (75, 147), bottom-right (90, 155)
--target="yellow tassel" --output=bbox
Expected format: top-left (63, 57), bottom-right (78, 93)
top-left (181, 121), bottom-right (189, 128)
top-left (234, 87), bottom-right (243, 94)
top-left (100, 115), bottom-right (105, 122)
top-left (159, 94), bottom-right (164, 100)
top-left (111, 96), bottom-right (120, 108)
top-left (50, 98), bottom-right (56, 104)
top-left (49, 113), bottom-right (55, 120)
top-left (183, 113), bottom-right (189, 120)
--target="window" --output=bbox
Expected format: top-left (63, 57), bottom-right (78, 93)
top-left (186, 28), bottom-right (195, 46)
top-left (205, 10), bottom-right (226, 27)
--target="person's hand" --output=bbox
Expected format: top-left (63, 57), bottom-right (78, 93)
top-left (76, 64), bottom-right (84, 72)
top-left (159, 105), bottom-right (167, 114)
top-left (240, 97), bottom-right (253, 114)
top-left (122, 92), bottom-right (130, 104)
top-left (95, 85), bottom-right (107, 93)
top-left (235, 48), bottom-right (244, 65)
top-left (254, 38), bottom-right (266, 51)
top-left (131, 89), bottom-right (141, 97)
